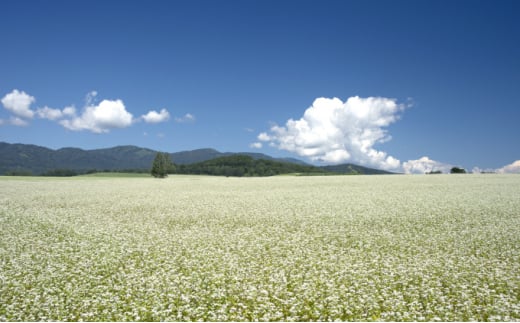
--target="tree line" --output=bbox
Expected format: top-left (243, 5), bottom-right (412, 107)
top-left (426, 167), bottom-right (468, 174)
top-left (150, 153), bottom-right (327, 178)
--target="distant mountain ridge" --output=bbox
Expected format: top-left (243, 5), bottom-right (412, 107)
top-left (0, 142), bottom-right (392, 175)
top-left (0, 142), bottom-right (309, 175)
top-left (168, 148), bottom-right (307, 166)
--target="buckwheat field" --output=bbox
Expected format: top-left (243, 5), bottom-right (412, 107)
top-left (1, 174), bottom-right (519, 321)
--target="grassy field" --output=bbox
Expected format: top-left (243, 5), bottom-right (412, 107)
top-left (79, 172), bottom-right (151, 178)
top-left (1, 174), bottom-right (519, 321)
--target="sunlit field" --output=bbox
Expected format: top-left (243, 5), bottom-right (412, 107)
top-left (1, 174), bottom-right (519, 321)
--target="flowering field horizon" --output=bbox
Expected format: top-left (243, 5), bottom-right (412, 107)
top-left (1, 174), bottom-right (519, 321)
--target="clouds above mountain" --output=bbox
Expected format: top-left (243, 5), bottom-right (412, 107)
top-left (257, 96), bottom-right (405, 170)
top-left (1, 89), bottom-right (35, 119)
top-left (36, 106), bottom-right (76, 121)
top-left (255, 95), bottom-right (519, 174)
top-left (1, 89), bottom-right (179, 133)
top-left (141, 109), bottom-right (170, 123)
top-left (3, 89), bottom-right (517, 174)
top-left (60, 99), bottom-right (133, 133)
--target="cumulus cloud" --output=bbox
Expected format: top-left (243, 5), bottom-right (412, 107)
top-left (257, 96), bottom-right (405, 170)
top-left (496, 160), bottom-right (520, 174)
top-left (402, 156), bottom-right (453, 174)
top-left (142, 108), bottom-right (170, 123)
top-left (250, 142), bottom-right (263, 149)
top-left (36, 105), bottom-right (76, 121)
top-left (175, 113), bottom-right (195, 123)
top-left (62, 106), bottom-right (76, 117)
top-left (1, 89), bottom-right (36, 119)
top-left (1, 89), bottom-right (172, 133)
top-left (60, 99), bottom-right (133, 133)
top-left (36, 106), bottom-right (63, 120)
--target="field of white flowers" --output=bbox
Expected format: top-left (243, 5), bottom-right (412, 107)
top-left (1, 174), bottom-right (519, 321)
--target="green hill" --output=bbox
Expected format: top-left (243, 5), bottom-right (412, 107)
top-left (0, 142), bottom-right (157, 175)
top-left (175, 155), bottom-right (328, 177)
top-left (0, 142), bottom-right (394, 176)
top-left (320, 163), bottom-right (395, 175)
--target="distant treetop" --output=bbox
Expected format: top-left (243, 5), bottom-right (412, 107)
top-left (450, 167), bottom-right (466, 174)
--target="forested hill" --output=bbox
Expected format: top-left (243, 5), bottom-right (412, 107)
top-left (0, 142), bottom-right (305, 175)
top-left (0, 142), bottom-right (393, 176)
top-left (321, 164), bottom-right (394, 175)
top-left (0, 142), bottom-right (157, 175)
top-left (168, 148), bottom-right (308, 166)
top-left (175, 155), bottom-right (328, 177)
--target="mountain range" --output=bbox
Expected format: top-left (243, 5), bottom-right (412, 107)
top-left (0, 142), bottom-right (393, 175)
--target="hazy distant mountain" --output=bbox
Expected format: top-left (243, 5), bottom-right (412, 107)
top-left (0, 142), bottom-right (311, 175)
top-left (0, 142), bottom-right (158, 174)
top-left (0, 142), bottom-right (393, 175)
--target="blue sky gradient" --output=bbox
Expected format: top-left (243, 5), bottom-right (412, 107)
top-left (1, 0), bottom-right (519, 172)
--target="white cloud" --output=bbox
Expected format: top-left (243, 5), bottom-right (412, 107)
top-left (496, 160), bottom-right (520, 174)
top-left (402, 156), bottom-right (452, 174)
top-left (36, 106), bottom-right (65, 120)
top-left (0, 116), bottom-right (30, 126)
top-left (258, 132), bottom-right (271, 141)
top-left (9, 116), bottom-right (29, 126)
top-left (62, 105), bottom-right (76, 117)
top-left (250, 142), bottom-right (263, 149)
top-left (1, 89), bottom-right (169, 133)
top-left (175, 113), bottom-right (195, 123)
top-left (36, 105), bottom-right (76, 121)
top-left (60, 99), bottom-right (133, 133)
top-left (1, 89), bottom-right (36, 119)
top-left (141, 108), bottom-right (170, 123)
top-left (258, 96), bottom-right (405, 170)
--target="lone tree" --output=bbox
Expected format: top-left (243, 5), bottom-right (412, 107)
top-left (151, 152), bottom-right (172, 178)
top-left (450, 166), bottom-right (466, 174)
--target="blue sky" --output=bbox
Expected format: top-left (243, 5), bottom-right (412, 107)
top-left (1, 0), bottom-right (519, 173)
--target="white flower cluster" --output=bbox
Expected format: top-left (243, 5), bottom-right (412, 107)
top-left (1, 174), bottom-right (519, 321)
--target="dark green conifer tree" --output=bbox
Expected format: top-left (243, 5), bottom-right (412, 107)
top-left (151, 152), bottom-right (171, 178)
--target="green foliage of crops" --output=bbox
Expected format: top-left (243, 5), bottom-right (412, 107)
top-left (1, 175), bottom-right (519, 321)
